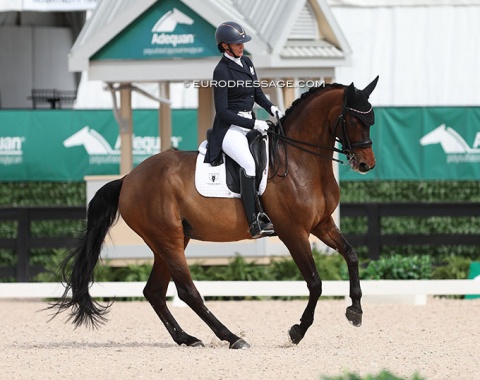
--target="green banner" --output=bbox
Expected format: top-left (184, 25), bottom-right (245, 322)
top-left (339, 107), bottom-right (480, 181)
top-left (92, 0), bottom-right (218, 60)
top-left (1, 107), bottom-right (479, 182)
top-left (0, 109), bottom-right (197, 181)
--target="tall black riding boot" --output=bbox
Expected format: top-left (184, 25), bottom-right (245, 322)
top-left (239, 168), bottom-right (274, 238)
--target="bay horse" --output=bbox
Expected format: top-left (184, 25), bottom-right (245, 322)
top-left (52, 76), bottom-right (379, 349)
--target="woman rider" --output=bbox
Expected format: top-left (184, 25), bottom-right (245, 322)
top-left (204, 21), bottom-right (284, 239)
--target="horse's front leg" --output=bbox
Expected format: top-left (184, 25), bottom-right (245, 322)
top-left (312, 218), bottom-right (363, 327)
top-left (279, 231), bottom-right (322, 344)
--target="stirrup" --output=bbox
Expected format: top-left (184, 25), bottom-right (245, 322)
top-left (249, 213), bottom-right (275, 238)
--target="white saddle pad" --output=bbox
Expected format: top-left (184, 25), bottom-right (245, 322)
top-left (195, 140), bottom-right (268, 198)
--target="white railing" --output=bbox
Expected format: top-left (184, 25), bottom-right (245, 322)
top-left (1, 280), bottom-right (479, 305)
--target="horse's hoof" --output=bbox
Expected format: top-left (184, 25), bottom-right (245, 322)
top-left (288, 324), bottom-right (305, 345)
top-left (229, 338), bottom-right (250, 349)
top-left (182, 336), bottom-right (205, 347)
top-left (345, 307), bottom-right (362, 327)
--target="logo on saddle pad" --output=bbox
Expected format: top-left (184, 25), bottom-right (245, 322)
top-left (420, 124), bottom-right (480, 164)
top-left (208, 173), bottom-right (220, 184)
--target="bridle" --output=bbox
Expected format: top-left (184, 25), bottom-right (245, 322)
top-left (267, 90), bottom-right (373, 178)
top-left (333, 106), bottom-right (373, 154)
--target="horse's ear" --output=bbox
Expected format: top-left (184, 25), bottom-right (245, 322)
top-left (345, 83), bottom-right (356, 105)
top-left (363, 75), bottom-right (379, 98)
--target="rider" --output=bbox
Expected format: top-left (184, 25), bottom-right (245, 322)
top-left (204, 21), bottom-right (284, 239)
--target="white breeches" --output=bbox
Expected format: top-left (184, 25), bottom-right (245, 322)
top-left (222, 125), bottom-right (256, 177)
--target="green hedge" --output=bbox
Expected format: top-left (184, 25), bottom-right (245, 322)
top-left (0, 182), bottom-right (85, 206)
top-left (340, 181), bottom-right (480, 260)
top-left (1, 181), bottom-right (479, 282)
top-left (339, 181), bottom-right (480, 202)
top-left (2, 180), bottom-right (480, 206)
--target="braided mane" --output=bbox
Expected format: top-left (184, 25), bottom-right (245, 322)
top-left (280, 82), bottom-right (345, 123)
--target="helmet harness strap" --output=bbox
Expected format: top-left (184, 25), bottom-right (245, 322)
top-left (226, 43), bottom-right (241, 59)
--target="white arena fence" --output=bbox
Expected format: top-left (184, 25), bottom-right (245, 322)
top-left (0, 280), bottom-right (479, 306)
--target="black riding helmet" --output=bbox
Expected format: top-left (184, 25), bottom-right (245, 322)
top-left (215, 21), bottom-right (252, 54)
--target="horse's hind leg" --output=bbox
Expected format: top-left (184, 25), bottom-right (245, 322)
top-left (148, 236), bottom-right (249, 349)
top-left (313, 218), bottom-right (363, 327)
top-left (170, 266), bottom-right (250, 349)
top-left (143, 252), bottom-right (204, 347)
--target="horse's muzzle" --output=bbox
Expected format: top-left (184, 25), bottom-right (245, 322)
top-left (348, 153), bottom-right (375, 173)
top-left (358, 161), bottom-right (375, 173)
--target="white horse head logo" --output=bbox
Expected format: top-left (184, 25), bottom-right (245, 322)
top-left (152, 8), bottom-right (193, 33)
top-left (420, 124), bottom-right (472, 154)
top-left (63, 126), bottom-right (115, 155)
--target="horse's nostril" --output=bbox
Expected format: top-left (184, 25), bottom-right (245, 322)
top-left (359, 163), bottom-right (370, 172)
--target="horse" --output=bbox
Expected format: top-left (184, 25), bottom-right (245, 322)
top-left (51, 76), bottom-right (379, 349)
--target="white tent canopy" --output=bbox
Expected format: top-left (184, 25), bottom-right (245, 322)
top-left (0, 0), bottom-right (97, 12)
top-left (72, 0), bottom-right (352, 110)
top-left (69, 0), bottom-right (351, 81)
top-left (330, 2), bottom-right (480, 106)
top-left (73, 1), bottom-right (480, 109)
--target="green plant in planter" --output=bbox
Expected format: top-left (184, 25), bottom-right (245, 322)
top-left (432, 256), bottom-right (472, 279)
top-left (361, 254), bottom-right (432, 280)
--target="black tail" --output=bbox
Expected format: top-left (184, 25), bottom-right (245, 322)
top-left (50, 178), bottom-right (123, 328)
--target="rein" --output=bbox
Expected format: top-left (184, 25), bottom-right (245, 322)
top-left (269, 117), bottom-right (346, 161)
top-left (268, 116), bottom-right (345, 178)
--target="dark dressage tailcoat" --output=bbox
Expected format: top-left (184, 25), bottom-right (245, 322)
top-left (204, 55), bottom-right (273, 165)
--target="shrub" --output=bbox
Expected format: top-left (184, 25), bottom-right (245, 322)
top-left (361, 254), bottom-right (432, 280)
top-left (33, 248), bottom-right (348, 283)
top-left (432, 256), bottom-right (472, 279)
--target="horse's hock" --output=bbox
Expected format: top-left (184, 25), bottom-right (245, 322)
top-left (86, 175), bottom-right (337, 266)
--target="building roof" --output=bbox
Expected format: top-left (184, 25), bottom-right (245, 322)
top-left (69, 0), bottom-right (351, 81)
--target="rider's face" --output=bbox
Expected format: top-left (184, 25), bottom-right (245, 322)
top-left (224, 43), bottom-right (244, 57)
